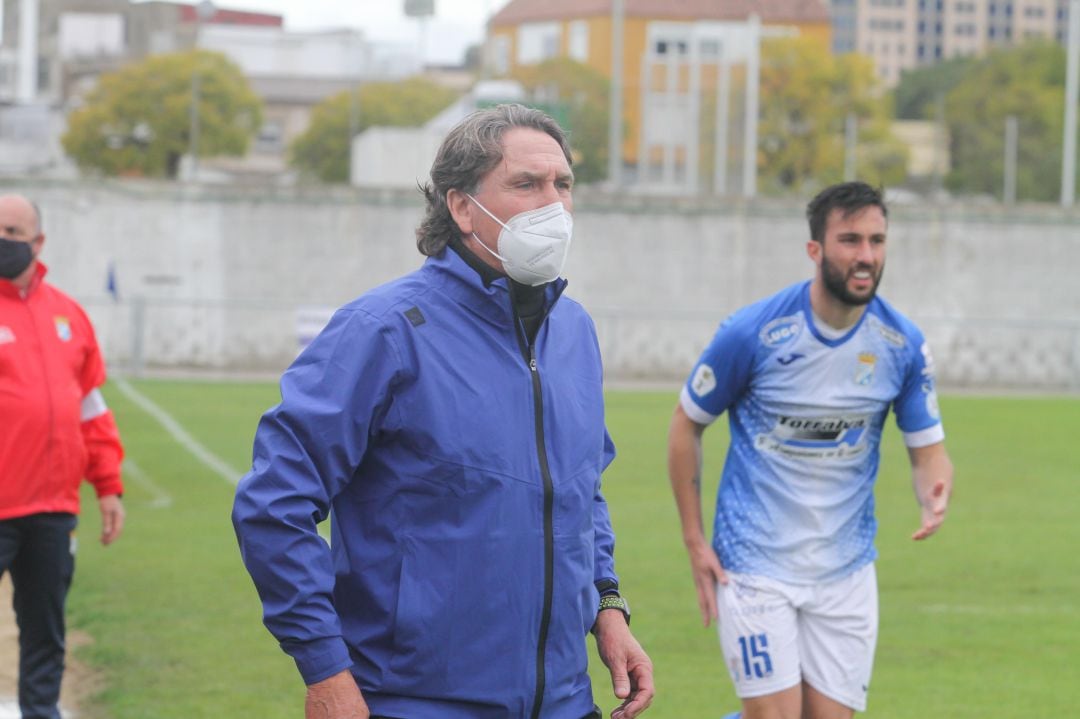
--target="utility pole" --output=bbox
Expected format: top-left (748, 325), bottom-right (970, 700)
top-left (1061, 0), bottom-right (1079, 207)
top-left (1004, 115), bottom-right (1018, 205)
top-left (742, 14), bottom-right (760, 198)
top-left (16, 0), bottom-right (39, 103)
top-left (607, 0), bottom-right (624, 188)
top-left (188, 0), bottom-right (215, 181)
top-left (844, 112), bottom-right (857, 182)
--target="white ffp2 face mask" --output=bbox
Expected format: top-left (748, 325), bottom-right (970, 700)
top-left (466, 194), bottom-right (573, 286)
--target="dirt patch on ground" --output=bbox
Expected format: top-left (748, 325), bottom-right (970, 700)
top-left (0, 575), bottom-right (104, 717)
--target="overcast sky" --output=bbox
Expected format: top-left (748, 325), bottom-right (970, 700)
top-left (203, 0), bottom-right (501, 64)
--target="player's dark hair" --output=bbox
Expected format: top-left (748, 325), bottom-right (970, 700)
top-left (805, 182), bottom-right (887, 244)
top-left (416, 103), bottom-right (573, 257)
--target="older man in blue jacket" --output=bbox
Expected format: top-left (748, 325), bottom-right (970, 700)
top-left (233, 104), bottom-right (654, 719)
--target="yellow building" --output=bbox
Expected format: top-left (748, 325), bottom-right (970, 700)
top-left (487, 0), bottom-right (831, 169)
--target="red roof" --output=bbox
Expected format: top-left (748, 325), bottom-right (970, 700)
top-left (178, 4), bottom-right (283, 26)
top-left (490, 0), bottom-right (830, 26)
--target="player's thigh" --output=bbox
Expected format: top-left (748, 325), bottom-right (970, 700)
top-left (740, 683), bottom-right (802, 719)
top-left (717, 573), bottom-right (802, 701)
top-left (802, 680), bottom-right (855, 719)
top-left (797, 564), bottom-right (878, 713)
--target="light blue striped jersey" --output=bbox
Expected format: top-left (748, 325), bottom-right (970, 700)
top-left (680, 281), bottom-right (944, 584)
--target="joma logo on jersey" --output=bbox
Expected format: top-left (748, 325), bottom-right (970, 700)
top-left (758, 316), bottom-right (801, 347)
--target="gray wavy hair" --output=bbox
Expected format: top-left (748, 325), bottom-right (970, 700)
top-left (416, 103), bottom-right (572, 256)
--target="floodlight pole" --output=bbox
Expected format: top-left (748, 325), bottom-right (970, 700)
top-left (844, 112), bottom-right (857, 182)
top-left (742, 14), bottom-right (760, 199)
top-left (188, 0), bottom-right (215, 181)
top-left (607, 0), bottom-right (624, 188)
top-left (1061, 0), bottom-right (1079, 207)
top-left (1004, 115), bottom-right (1018, 205)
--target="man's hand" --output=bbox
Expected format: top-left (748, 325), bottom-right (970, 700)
top-left (305, 670), bottom-right (370, 719)
top-left (98, 494), bottom-right (124, 546)
top-left (912, 478), bottom-right (950, 540)
top-left (686, 537), bottom-right (726, 627)
top-left (908, 442), bottom-right (954, 541)
top-left (594, 610), bottom-right (654, 719)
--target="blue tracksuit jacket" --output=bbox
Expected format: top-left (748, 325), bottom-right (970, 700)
top-left (233, 248), bottom-right (618, 718)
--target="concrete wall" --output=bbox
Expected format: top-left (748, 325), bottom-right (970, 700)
top-left (5, 179), bottom-right (1078, 390)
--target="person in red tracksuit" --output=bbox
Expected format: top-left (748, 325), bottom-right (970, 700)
top-left (0, 194), bottom-right (124, 719)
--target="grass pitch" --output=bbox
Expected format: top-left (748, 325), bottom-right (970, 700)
top-left (67, 381), bottom-right (1079, 718)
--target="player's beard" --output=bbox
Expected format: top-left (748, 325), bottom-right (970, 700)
top-left (821, 253), bottom-right (883, 307)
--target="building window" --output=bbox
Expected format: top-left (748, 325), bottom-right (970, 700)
top-left (255, 121), bottom-right (283, 154)
top-left (490, 34), bottom-right (510, 75)
top-left (517, 21), bottom-right (561, 65)
top-left (568, 20), bottom-right (588, 62)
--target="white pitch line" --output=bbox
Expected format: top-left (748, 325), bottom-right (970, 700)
top-left (112, 377), bottom-right (243, 486)
top-left (920, 604), bottom-right (1075, 616)
top-left (122, 458), bottom-right (173, 508)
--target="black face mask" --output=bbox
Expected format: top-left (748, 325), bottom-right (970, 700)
top-left (0, 237), bottom-right (34, 279)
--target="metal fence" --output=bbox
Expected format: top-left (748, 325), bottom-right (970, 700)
top-left (84, 296), bottom-right (1080, 392)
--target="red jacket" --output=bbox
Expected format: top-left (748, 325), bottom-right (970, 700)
top-left (0, 263), bottom-right (123, 520)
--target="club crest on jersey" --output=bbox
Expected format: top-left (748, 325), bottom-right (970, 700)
top-left (0, 325), bottom-right (15, 345)
top-left (758, 315), bottom-right (801, 348)
top-left (54, 316), bottom-right (71, 342)
top-left (691, 364), bottom-right (717, 396)
top-left (854, 352), bottom-right (876, 386)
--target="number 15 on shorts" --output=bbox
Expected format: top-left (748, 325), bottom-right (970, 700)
top-left (737, 634), bottom-right (773, 680)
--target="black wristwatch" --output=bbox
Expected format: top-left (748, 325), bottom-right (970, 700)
top-left (598, 593), bottom-right (631, 625)
top-left (595, 579), bottom-right (631, 625)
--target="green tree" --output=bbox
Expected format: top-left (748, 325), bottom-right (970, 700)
top-left (289, 77), bottom-right (459, 183)
top-left (62, 50), bottom-right (262, 178)
top-left (758, 37), bottom-right (907, 194)
top-left (511, 58), bottom-right (611, 183)
top-left (945, 41), bottom-right (1073, 202)
top-left (892, 55), bottom-right (974, 120)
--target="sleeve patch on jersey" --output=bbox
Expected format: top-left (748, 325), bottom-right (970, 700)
top-left (758, 315), bottom-right (802, 348)
top-left (869, 315), bottom-right (907, 348)
top-left (690, 364), bottom-right (717, 396)
top-left (80, 388), bottom-right (109, 421)
top-left (920, 341), bottom-right (937, 379)
top-left (925, 388), bottom-right (941, 420)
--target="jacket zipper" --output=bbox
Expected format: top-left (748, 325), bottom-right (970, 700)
top-left (527, 344), bottom-right (554, 719)
top-left (508, 283), bottom-right (564, 719)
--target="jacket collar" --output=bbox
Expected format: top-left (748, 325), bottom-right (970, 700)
top-left (0, 261), bottom-right (46, 299)
top-left (424, 246), bottom-right (567, 328)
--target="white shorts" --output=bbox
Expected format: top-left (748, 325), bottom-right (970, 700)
top-left (716, 563), bottom-right (878, 712)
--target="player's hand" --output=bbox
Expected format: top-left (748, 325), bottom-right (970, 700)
top-left (305, 670), bottom-right (370, 719)
top-left (98, 494), bottom-right (125, 546)
top-left (912, 478), bottom-right (950, 540)
top-left (593, 612), bottom-right (654, 718)
top-left (686, 537), bottom-right (726, 627)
